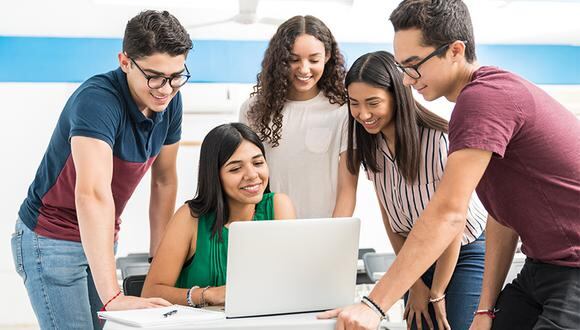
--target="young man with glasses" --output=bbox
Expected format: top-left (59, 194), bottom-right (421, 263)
top-left (12, 10), bottom-right (192, 329)
top-left (319, 1), bottom-right (579, 329)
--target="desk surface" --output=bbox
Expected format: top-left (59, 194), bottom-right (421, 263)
top-left (104, 311), bottom-right (406, 330)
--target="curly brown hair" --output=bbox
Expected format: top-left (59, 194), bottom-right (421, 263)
top-left (247, 15), bottom-right (347, 147)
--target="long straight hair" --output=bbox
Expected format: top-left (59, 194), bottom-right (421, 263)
top-left (186, 123), bottom-right (270, 240)
top-left (345, 51), bottom-right (448, 182)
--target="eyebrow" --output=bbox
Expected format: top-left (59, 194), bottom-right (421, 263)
top-left (399, 55), bottom-right (422, 66)
top-left (349, 96), bottom-right (382, 102)
top-left (142, 67), bottom-right (186, 77)
top-left (224, 154), bottom-right (264, 167)
top-left (290, 52), bottom-right (324, 58)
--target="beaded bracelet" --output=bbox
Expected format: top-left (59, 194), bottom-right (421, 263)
top-left (361, 296), bottom-right (386, 320)
top-left (429, 294), bottom-right (446, 303)
top-left (186, 286), bottom-right (199, 307)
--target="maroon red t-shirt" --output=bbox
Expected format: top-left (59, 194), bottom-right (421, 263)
top-left (449, 66), bottom-right (580, 267)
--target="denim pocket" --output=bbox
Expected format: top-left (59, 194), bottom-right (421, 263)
top-left (11, 228), bottom-right (26, 281)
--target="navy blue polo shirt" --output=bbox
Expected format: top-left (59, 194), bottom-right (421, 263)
top-left (18, 67), bottom-right (182, 242)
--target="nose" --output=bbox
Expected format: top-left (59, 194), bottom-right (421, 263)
top-left (402, 73), bottom-right (416, 87)
top-left (298, 60), bottom-right (310, 74)
top-left (358, 107), bottom-right (372, 120)
top-left (243, 167), bottom-right (259, 181)
top-left (159, 81), bottom-right (173, 94)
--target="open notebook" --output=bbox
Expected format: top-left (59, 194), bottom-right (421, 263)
top-left (98, 305), bottom-right (225, 327)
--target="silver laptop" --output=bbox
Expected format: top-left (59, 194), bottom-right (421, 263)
top-left (225, 217), bottom-right (360, 318)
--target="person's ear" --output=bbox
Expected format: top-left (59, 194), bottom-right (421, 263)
top-left (118, 52), bottom-right (131, 73)
top-left (449, 41), bottom-right (466, 62)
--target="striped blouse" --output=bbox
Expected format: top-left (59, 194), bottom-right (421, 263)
top-left (368, 127), bottom-right (487, 245)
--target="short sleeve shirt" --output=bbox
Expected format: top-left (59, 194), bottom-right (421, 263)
top-left (449, 66), bottom-right (580, 267)
top-left (239, 92), bottom-right (348, 218)
top-left (19, 67), bottom-right (183, 242)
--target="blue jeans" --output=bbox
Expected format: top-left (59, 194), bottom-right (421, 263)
top-left (11, 217), bottom-right (113, 329)
top-left (404, 233), bottom-right (486, 330)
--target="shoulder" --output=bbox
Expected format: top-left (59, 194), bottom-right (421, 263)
top-left (172, 203), bottom-right (198, 226)
top-left (272, 192), bottom-right (291, 205)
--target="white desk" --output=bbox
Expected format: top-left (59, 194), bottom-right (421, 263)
top-left (104, 311), bottom-right (406, 330)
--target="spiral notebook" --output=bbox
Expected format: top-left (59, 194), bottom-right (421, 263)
top-left (98, 305), bottom-right (225, 327)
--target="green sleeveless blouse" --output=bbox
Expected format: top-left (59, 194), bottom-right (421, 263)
top-left (175, 192), bottom-right (275, 288)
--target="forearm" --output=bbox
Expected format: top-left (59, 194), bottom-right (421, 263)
top-left (477, 216), bottom-right (518, 310)
top-left (149, 180), bottom-right (177, 256)
top-left (430, 232), bottom-right (462, 297)
top-left (76, 193), bottom-right (119, 303)
top-left (369, 208), bottom-right (466, 311)
top-left (142, 283), bottom-right (189, 305)
top-left (332, 192), bottom-right (356, 217)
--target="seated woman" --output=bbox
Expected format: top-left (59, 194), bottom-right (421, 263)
top-left (141, 123), bottom-right (296, 307)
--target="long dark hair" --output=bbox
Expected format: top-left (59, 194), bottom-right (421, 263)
top-left (247, 15), bottom-right (347, 147)
top-left (186, 123), bottom-right (270, 239)
top-left (345, 51), bottom-right (448, 182)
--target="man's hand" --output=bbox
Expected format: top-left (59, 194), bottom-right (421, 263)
top-left (404, 281), bottom-right (434, 330)
top-left (469, 313), bottom-right (493, 330)
top-left (317, 303), bottom-right (380, 330)
top-left (106, 294), bottom-right (172, 311)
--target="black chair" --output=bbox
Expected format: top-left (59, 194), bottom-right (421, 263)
top-left (123, 274), bottom-right (147, 297)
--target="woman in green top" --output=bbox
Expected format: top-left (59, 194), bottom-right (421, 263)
top-left (142, 123), bottom-right (296, 307)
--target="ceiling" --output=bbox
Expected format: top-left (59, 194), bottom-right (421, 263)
top-left (0, 0), bottom-right (579, 45)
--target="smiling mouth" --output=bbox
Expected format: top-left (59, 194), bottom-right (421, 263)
top-left (296, 75), bottom-right (312, 81)
top-left (240, 183), bottom-right (261, 192)
top-left (151, 93), bottom-right (169, 100)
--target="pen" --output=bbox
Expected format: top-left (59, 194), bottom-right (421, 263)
top-left (163, 309), bottom-right (178, 318)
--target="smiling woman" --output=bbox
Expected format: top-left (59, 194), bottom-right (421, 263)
top-left (140, 122), bottom-right (296, 307)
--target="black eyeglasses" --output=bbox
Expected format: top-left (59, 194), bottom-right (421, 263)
top-left (129, 58), bottom-right (190, 89)
top-left (396, 42), bottom-right (452, 79)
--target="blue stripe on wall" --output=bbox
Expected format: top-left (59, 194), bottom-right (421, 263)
top-left (0, 36), bottom-right (578, 84)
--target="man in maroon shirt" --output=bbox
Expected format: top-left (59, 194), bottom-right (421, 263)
top-left (319, 1), bottom-right (579, 329)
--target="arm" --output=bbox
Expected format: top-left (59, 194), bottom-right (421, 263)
top-left (141, 205), bottom-right (199, 305)
top-left (149, 142), bottom-right (179, 257)
top-left (430, 232), bottom-right (462, 299)
top-left (369, 148), bottom-right (492, 311)
top-left (273, 193), bottom-right (296, 220)
top-left (470, 215), bottom-right (518, 329)
top-left (332, 151), bottom-right (359, 217)
top-left (72, 136), bottom-right (169, 310)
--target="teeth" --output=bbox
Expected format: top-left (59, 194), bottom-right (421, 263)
top-left (364, 119), bottom-right (378, 125)
top-left (296, 76), bottom-right (312, 81)
top-left (151, 94), bottom-right (167, 99)
top-left (241, 184), bottom-right (260, 191)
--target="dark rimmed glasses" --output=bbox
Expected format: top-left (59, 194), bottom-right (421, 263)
top-left (130, 58), bottom-right (190, 89)
top-left (396, 42), bottom-right (452, 79)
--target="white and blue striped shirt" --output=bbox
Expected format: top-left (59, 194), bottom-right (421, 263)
top-left (368, 127), bottom-right (487, 245)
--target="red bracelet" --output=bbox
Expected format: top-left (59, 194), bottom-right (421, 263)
top-left (473, 308), bottom-right (500, 319)
top-left (100, 291), bottom-right (122, 312)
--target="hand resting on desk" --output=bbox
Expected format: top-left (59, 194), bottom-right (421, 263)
top-left (106, 294), bottom-right (171, 311)
top-left (318, 303), bottom-right (381, 330)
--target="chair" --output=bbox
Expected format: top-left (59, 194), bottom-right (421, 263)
top-left (357, 248), bottom-right (376, 284)
top-left (363, 252), bottom-right (396, 282)
top-left (123, 274), bottom-right (147, 297)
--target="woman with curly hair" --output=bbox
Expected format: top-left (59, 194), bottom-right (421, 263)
top-left (239, 15), bottom-right (357, 219)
